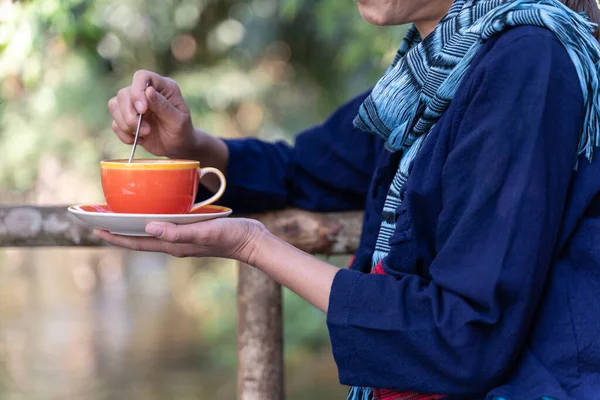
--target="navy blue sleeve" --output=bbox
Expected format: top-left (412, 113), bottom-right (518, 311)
top-left (326, 33), bottom-right (584, 395)
top-left (198, 91), bottom-right (382, 213)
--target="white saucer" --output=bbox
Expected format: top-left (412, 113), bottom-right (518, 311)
top-left (68, 204), bottom-right (233, 237)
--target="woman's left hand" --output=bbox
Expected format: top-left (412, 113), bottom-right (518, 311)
top-left (95, 215), bottom-right (339, 313)
top-left (94, 217), bottom-right (267, 264)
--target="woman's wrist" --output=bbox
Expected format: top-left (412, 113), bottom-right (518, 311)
top-left (192, 129), bottom-right (229, 166)
top-left (238, 222), bottom-right (338, 313)
top-left (169, 127), bottom-right (226, 163)
top-left (183, 128), bottom-right (229, 192)
top-left (236, 220), bottom-right (273, 266)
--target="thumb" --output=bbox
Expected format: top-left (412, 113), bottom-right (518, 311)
top-left (146, 222), bottom-right (197, 243)
top-left (145, 86), bottom-right (181, 121)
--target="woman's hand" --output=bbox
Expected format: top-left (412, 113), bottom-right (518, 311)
top-left (108, 70), bottom-right (196, 158)
top-left (94, 218), bottom-right (267, 264)
top-left (94, 217), bottom-right (340, 313)
top-left (107, 69), bottom-right (229, 191)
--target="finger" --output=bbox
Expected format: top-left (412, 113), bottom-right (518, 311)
top-left (145, 86), bottom-right (181, 123)
top-left (112, 121), bottom-right (134, 145)
top-left (146, 222), bottom-right (200, 244)
top-left (139, 121), bottom-right (151, 137)
top-left (109, 98), bottom-right (132, 134)
top-left (94, 229), bottom-right (166, 252)
top-left (94, 229), bottom-right (193, 257)
top-left (116, 87), bottom-right (140, 129)
top-left (131, 70), bottom-right (174, 114)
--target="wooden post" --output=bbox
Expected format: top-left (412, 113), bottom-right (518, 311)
top-left (237, 263), bottom-right (284, 400)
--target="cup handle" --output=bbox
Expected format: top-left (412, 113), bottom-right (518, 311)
top-left (189, 167), bottom-right (227, 212)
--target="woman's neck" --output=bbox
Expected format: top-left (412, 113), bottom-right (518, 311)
top-left (415, 0), bottom-right (454, 38)
top-left (414, 20), bottom-right (439, 38)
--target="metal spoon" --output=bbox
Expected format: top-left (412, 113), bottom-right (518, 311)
top-left (128, 81), bottom-right (150, 163)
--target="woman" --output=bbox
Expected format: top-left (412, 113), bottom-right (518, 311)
top-left (102, 0), bottom-right (600, 398)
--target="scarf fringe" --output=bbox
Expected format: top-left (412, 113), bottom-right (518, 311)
top-left (347, 387), bottom-right (373, 400)
top-left (534, 2), bottom-right (600, 162)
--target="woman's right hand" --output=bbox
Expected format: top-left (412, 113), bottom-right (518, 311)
top-left (108, 70), bottom-right (196, 158)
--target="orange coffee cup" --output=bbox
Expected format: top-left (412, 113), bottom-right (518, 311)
top-left (100, 159), bottom-right (226, 214)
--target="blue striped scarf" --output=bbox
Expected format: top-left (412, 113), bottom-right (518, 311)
top-left (349, 0), bottom-right (600, 398)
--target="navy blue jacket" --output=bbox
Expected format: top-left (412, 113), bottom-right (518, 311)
top-left (200, 27), bottom-right (600, 399)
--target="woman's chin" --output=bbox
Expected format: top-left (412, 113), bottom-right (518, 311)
top-left (357, 4), bottom-right (402, 26)
top-left (357, 4), bottom-right (389, 25)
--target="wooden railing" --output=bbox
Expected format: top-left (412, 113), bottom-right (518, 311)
top-left (0, 205), bottom-right (363, 400)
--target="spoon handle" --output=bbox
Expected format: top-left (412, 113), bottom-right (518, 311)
top-left (128, 81), bottom-right (150, 163)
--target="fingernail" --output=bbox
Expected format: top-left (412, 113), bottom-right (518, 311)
top-left (146, 223), bottom-right (164, 237)
top-left (135, 101), bottom-right (144, 113)
top-left (148, 87), bottom-right (157, 102)
top-left (93, 228), bottom-right (108, 238)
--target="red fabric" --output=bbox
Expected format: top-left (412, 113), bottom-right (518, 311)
top-left (348, 255), bottom-right (357, 269)
top-left (372, 389), bottom-right (446, 400)
top-left (369, 260), bottom-right (447, 400)
top-left (371, 261), bottom-right (386, 275)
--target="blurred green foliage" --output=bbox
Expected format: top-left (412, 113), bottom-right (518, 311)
top-left (0, 0), bottom-right (405, 195)
top-left (0, 0), bottom-right (405, 397)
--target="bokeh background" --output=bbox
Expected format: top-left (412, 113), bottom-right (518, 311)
top-left (0, 0), bottom-right (405, 398)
